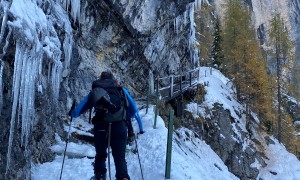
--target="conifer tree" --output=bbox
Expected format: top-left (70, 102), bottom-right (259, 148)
top-left (223, 0), bottom-right (273, 124)
top-left (268, 11), bottom-right (295, 142)
top-left (196, 1), bottom-right (214, 66)
top-left (210, 16), bottom-right (224, 70)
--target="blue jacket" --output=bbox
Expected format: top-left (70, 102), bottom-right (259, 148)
top-left (71, 87), bottom-right (144, 132)
top-left (122, 87), bottom-right (144, 132)
top-left (71, 95), bottom-right (91, 118)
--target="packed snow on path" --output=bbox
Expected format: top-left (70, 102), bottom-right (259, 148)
top-left (32, 105), bottom-right (237, 180)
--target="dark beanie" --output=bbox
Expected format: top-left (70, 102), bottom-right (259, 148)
top-left (100, 71), bottom-right (114, 80)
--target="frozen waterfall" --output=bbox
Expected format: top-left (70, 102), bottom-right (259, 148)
top-left (3, 0), bottom-right (74, 176)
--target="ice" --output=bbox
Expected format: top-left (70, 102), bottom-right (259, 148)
top-left (53, 3), bottom-right (73, 69)
top-left (188, 3), bottom-right (199, 66)
top-left (174, 16), bottom-right (181, 34)
top-left (5, 0), bottom-right (74, 175)
top-left (0, 26), bottom-right (12, 114)
top-left (0, 0), bottom-right (10, 44)
top-left (6, 43), bottom-right (23, 175)
top-left (195, 0), bottom-right (202, 10)
top-left (61, 0), bottom-right (81, 23)
top-left (62, 26), bottom-right (73, 69)
top-left (0, 61), bottom-right (3, 115)
top-left (51, 62), bottom-right (63, 100)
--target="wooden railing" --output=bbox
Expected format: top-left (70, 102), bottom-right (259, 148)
top-left (150, 67), bottom-right (201, 101)
top-left (150, 67), bottom-right (200, 128)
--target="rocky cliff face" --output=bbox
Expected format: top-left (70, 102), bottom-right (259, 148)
top-left (77, 0), bottom-right (199, 93)
top-left (178, 91), bottom-right (266, 180)
top-left (290, 0), bottom-right (300, 62)
top-left (0, 0), bottom-right (199, 179)
top-left (214, 0), bottom-right (300, 62)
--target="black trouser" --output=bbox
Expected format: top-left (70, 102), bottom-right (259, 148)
top-left (93, 120), bottom-right (130, 180)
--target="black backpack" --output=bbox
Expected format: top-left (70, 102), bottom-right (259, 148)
top-left (95, 86), bottom-right (128, 123)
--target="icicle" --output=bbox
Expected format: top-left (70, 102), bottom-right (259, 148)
top-left (173, 18), bottom-right (176, 33)
top-left (61, 0), bottom-right (81, 23)
top-left (0, 61), bottom-right (3, 115)
top-left (63, 23), bottom-right (73, 69)
top-left (51, 61), bottom-right (63, 100)
top-left (70, 0), bottom-right (81, 23)
top-left (188, 3), bottom-right (199, 66)
top-left (175, 17), bottom-right (178, 34)
top-left (184, 11), bottom-right (188, 25)
top-left (6, 0), bottom-right (72, 175)
top-left (195, 0), bottom-right (202, 10)
top-left (0, 0), bottom-right (11, 44)
top-left (2, 26), bottom-right (12, 55)
top-left (176, 16), bottom-right (181, 34)
top-left (0, 26), bottom-right (12, 115)
top-left (61, 0), bottom-right (70, 12)
top-left (6, 43), bottom-right (23, 175)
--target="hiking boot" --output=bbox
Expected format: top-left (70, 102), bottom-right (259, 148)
top-left (90, 173), bottom-right (106, 180)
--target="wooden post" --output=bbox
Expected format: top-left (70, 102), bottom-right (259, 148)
top-left (165, 109), bottom-right (174, 179)
top-left (189, 71), bottom-right (192, 86)
top-left (154, 78), bottom-right (159, 129)
top-left (146, 84), bottom-right (149, 114)
top-left (169, 76), bottom-right (173, 98)
top-left (179, 76), bottom-right (182, 92)
top-left (178, 95), bottom-right (183, 119)
top-left (198, 68), bottom-right (201, 82)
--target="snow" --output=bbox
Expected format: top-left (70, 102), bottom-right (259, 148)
top-left (32, 70), bottom-right (300, 179)
top-left (257, 137), bottom-right (300, 180)
top-left (197, 67), bottom-right (247, 134)
top-left (32, 106), bottom-right (238, 180)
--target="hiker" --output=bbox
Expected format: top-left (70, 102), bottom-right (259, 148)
top-left (69, 71), bottom-right (144, 180)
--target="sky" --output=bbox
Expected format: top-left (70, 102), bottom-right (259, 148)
top-left (31, 67), bottom-right (300, 180)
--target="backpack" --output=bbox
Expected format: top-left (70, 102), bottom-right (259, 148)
top-left (94, 86), bottom-right (128, 123)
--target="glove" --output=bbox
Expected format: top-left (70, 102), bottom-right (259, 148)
top-left (68, 100), bottom-right (76, 117)
top-left (68, 109), bottom-right (73, 117)
top-left (127, 134), bottom-right (135, 144)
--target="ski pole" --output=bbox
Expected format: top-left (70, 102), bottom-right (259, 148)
top-left (134, 133), bottom-right (144, 180)
top-left (88, 108), bottom-right (92, 123)
top-left (107, 123), bottom-right (112, 180)
top-left (60, 100), bottom-right (76, 180)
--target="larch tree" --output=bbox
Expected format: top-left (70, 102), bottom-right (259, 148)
top-left (268, 11), bottom-right (295, 143)
top-left (223, 0), bottom-right (273, 126)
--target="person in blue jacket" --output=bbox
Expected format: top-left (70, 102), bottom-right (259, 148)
top-left (70, 71), bottom-right (144, 180)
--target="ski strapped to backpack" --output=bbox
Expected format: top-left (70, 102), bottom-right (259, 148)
top-left (93, 86), bottom-right (129, 123)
